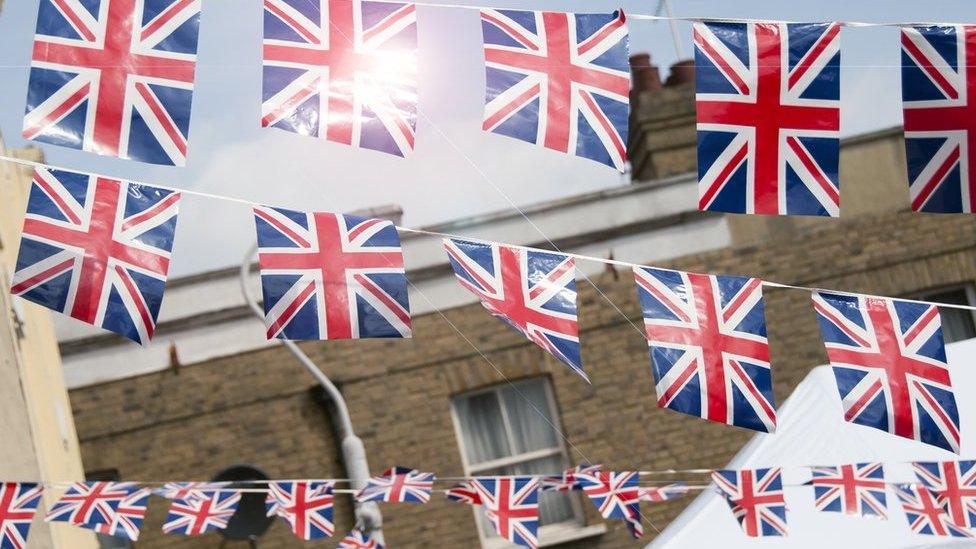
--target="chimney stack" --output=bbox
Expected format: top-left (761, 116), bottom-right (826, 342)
top-left (629, 53), bottom-right (662, 93)
top-left (665, 59), bottom-right (695, 87)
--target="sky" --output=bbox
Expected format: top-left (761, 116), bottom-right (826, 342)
top-left (1, 0), bottom-right (974, 276)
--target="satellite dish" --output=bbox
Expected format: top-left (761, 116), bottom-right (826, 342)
top-left (212, 465), bottom-right (275, 542)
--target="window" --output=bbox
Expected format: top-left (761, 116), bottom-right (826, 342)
top-left (451, 378), bottom-right (589, 547)
top-left (908, 285), bottom-right (976, 343)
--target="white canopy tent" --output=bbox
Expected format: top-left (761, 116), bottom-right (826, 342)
top-left (650, 337), bottom-right (976, 549)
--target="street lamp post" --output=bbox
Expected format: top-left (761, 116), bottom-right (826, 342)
top-left (239, 243), bottom-right (383, 541)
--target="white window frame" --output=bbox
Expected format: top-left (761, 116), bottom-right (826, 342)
top-left (908, 283), bottom-right (976, 341)
top-left (449, 378), bottom-right (605, 548)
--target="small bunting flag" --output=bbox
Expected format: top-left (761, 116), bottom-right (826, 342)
top-left (162, 491), bottom-right (241, 536)
top-left (356, 467), bottom-right (435, 504)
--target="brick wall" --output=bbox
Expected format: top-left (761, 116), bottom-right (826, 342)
top-left (68, 209), bottom-right (976, 547)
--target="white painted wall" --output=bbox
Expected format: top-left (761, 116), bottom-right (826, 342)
top-left (651, 337), bottom-right (976, 549)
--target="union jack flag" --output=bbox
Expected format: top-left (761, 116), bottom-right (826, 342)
top-left (338, 528), bottom-right (384, 548)
top-left (91, 488), bottom-right (151, 541)
top-left (913, 460), bottom-right (976, 528)
top-left (812, 292), bottom-right (960, 452)
top-left (356, 467), bottom-right (435, 504)
top-left (154, 482), bottom-right (230, 502)
top-left (162, 491), bottom-right (241, 536)
top-left (265, 482), bottom-right (334, 540)
top-left (540, 463), bottom-right (601, 492)
top-left (577, 471), bottom-right (643, 538)
top-left (45, 482), bottom-right (137, 528)
top-left (24, 0), bottom-right (200, 165)
top-left (695, 22), bottom-right (841, 216)
top-left (0, 483), bottom-right (43, 549)
top-left (471, 477), bottom-right (540, 548)
top-left (639, 483), bottom-right (690, 503)
top-left (901, 25), bottom-right (976, 213)
top-left (262, 0), bottom-right (417, 157)
top-left (712, 468), bottom-right (787, 537)
top-left (807, 463), bottom-right (887, 518)
top-left (445, 481), bottom-right (481, 505)
top-left (894, 484), bottom-right (973, 537)
top-left (633, 267), bottom-right (776, 432)
top-left (11, 167), bottom-right (181, 345)
top-left (444, 239), bottom-right (585, 381)
top-left (254, 206), bottom-right (411, 340)
top-left (480, 9), bottom-right (630, 170)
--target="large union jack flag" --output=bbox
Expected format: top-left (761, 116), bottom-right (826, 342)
top-left (0, 483), bottom-right (43, 549)
top-left (695, 22), bottom-right (841, 216)
top-left (712, 468), bottom-right (787, 537)
top-left (540, 463), bottom-right (601, 492)
top-left (11, 167), bottom-right (180, 344)
top-left (24, 0), bottom-right (200, 165)
top-left (45, 482), bottom-right (138, 528)
top-left (355, 467), bottom-right (435, 504)
top-left (808, 463), bottom-right (887, 519)
top-left (901, 25), bottom-right (976, 213)
top-left (471, 477), bottom-right (540, 549)
top-left (894, 484), bottom-right (973, 537)
top-left (338, 528), bottom-right (384, 549)
top-left (162, 490), bottom-right (241, 536)
top-left (444, 239), bottom-right (585, 381)
top-left (265, 482), bottom-right (335, 540)
top-left (913, 460), bottom-right (976, 529)
top-left (262, 0), bottom-right (417, 157)
top-left (480, 9), bottom-right (630, 170)
top-left (577, 471), bottom-right (643, 538)
top-left (812, 292), bottom-right (960, 452)
top-left (639, 483), bottom-right (690, 503)
top-left (91, 488), bottom-right (151, 541)
top-left (253, 206), bottom-right (411, 340)
top-left (633, 267), bottom-right (776, 432)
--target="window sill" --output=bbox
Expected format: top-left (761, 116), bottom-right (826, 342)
top-left (482, 523), bottom-right (607, 549)
top-left (539, 523), bottom-right (608, 547)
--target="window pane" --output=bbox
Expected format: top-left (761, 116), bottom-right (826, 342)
top-left (501, 381), bottom-right (558, 454)
top-left (942, 308), bottom-right (976, 343)
top-left (508, 456), bottom-right (577, 526)
top-left (455, 391), bottom-right (511, 464)
top-left (924, 289), bottom-right (976, 343)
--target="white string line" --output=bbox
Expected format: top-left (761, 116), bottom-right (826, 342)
top-left (412, 121), bottom-right (642, 396)
top-left (321, 0), bottom-right (975, 27)
top-left (20, 455), bottom-right (952, 485)
top-left (23, 480), bottom-right (927, 491)
top-left (35, 478), bottom-right (712, 485)
top-left (29, 478), bottom-right (702, 486)
top-left (1, 153), bottom-right (973, 314)
top-left (303, 11), bottom-right (665, 533)
top-left (180, 0), bottom-right (976, 28)
top-left (415, 110), bottom-right (649, 338)
top-left (411, 108), bottom-right (666, 532)
top-left (3, 64), bottom-right (975, 70)
top-left (400, 273), bottom-right (675, 531)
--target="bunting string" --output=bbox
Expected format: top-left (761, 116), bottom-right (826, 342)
top-left (1, 154), bottom-right (972, 313)
top-left (5, 461), bottom-right (962, 544)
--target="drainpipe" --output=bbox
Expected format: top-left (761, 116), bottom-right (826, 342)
top-left (239, 243), bottom-right (383, 541)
